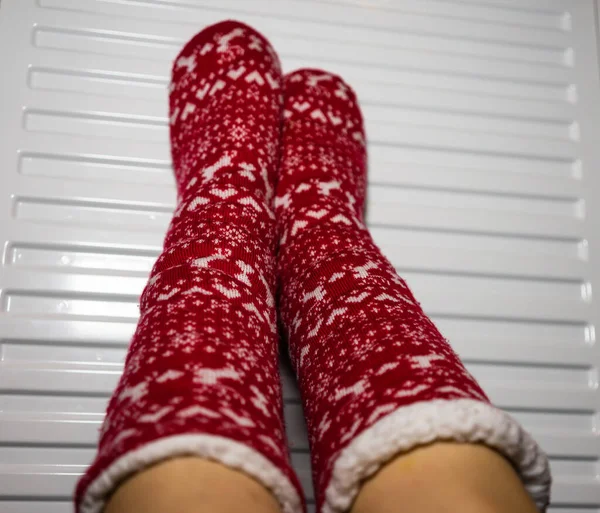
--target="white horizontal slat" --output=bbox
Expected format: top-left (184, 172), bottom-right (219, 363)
top-left (404, 271), bottom-right (589, 322)
top-left (2, 221), bottom-right (164, 260)
top-left (284, 403), bottom-right (600, 458)
top-left (551, 460), bottom-right (600, 505)
top-left (4, 293), bottom-right (139, 320)
top-left (22, 83), bottom-right (577, 142)
top-left (0, 395), bottom-right (107, 446)
top-left (23, 105), bottom-right (578, 164)
top-left (23, 110), bottom-right (167, 144)
top-left (443, 0), bottom-right (569, 10)
top-left (14, 198), bottom-right (171, 231)
top-left (0, 499), bottom-right (565, 513)
top-left (431, 317), bottom-right (595, 367)
top-left (7, 243), bottom-right (156, 274)
top-left (366, 121), bottom-right (577, 160)
top-left (0, 503), bottom-right (72, 513)
top-left (3, 504), bottom-right (597, 513)
top-left (19, 151), bottom-right (174, 186)
top-left (38, 0), bottom-right (574, 48)
top-left (0, 313), bottom-right (591, 368)
top-left (468, 362), bottom-right (595, 407)
top-left (0, 447), bottom-right (89, 498)
top-left (0, 317), bottom-right (136, 345)
top-left (0, 445), bottom-right (596, 505)
top-left (510, 410), bottom-right (600, 458)
top-left (0, 269), bottom-right (146, 308)
top-left (8, 173), bottom-right (584, 240)
top-left (280, 346), bottom-right (599, 414)
top-left (15, 131), bottom-right (172, 165)
top-left (10, 175), bottom-right (176, 226)
top-left (4, 222), bottom-right (585, 281)
top-left (367, 185), bottom-right (584, 239)
top-left (14, 150), bottom-right (579, 215)
top-left (366, 104), bottom-right (574, 140)
top-left (278, 37), bottom-right (573, 85)
top-left (0, 263), bottom-right (590, 323)
top-left (25, 49), bottom-right (577, 114)
top-left (28, 65), bottom-right (576, 122)
top-left (322, 0), bottom-right (567, 28)
top-left (17, 139), bottom-right (582, 201)
top-left (34, 22), bottom-right (564, 87)
top-left (369, 158), bottom-right (582, 200)
top-left (3, 394), bottom-right (599, 460)
top-left (28, 15), bottom-right (574, 88)
top-left (3, 339), bottom-right (594, 414)
top-left (27, 48), bottom-right (574, 105)
top-left (0, 394), bottom-right (309, 448)
top-left (373, 227), bottom-right (586, 281)
top-left (0, 503), bottom-right (308, 513)
top-left (1, 312), bottom-right (589, 355)
top-left (370, 145), bottom-right (579, 180)
top-left (20, 90), bottom-right (578, 161)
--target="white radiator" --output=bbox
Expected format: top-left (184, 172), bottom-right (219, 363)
top-left (0, 1), bottom-right (598, 511)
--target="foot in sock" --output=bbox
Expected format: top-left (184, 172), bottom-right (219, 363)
top-left (75, 21), bottom-right (304, 513)
top-left (275, 69), bottom-right (551, 513)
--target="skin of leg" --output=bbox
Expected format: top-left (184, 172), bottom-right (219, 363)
top-left (104, 456), bottom-right (281, 513)
top-left (351, 442), bottom-right (539, 513)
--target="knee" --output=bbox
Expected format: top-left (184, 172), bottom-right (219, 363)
top-left (105, 457), bottom-right (281, 513)
top-left (350, 442), bottom-right (539, 513)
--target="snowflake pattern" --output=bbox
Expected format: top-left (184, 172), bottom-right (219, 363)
top-left (75, 21), bottom-right (552, 513)
top-left (275, 69), bottom-right (551, 513)
top-left (75, 21), bottom-right (303, 513)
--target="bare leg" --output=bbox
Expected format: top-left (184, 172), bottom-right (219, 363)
top-left (351, 443), bottom-right (538, 513)
top-left (105, 457), bottom-right (281, 513)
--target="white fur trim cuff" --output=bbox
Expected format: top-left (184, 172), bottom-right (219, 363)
top-left (324, 398), bottom-right (551, 513)
top-left (79, 434), bottom-right (303, 513)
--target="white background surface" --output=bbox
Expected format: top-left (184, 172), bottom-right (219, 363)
top-left (0, 0), bottom-right (599, 511)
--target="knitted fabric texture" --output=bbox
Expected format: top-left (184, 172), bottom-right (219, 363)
top-left (75, 21), bottom-right (304, 513)
top-left (275, 69), bottom-right (552, 513)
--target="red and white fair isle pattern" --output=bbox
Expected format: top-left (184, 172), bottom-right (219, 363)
top-left (75, 22), bottom-right (304, 513)
top-left (276, 69), bottom-right (552, 513)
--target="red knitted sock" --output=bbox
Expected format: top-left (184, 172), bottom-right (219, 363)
top-left (75, 22), bottom-right (304, 513)
top-left (276, 69), bottom-right (551, 513)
